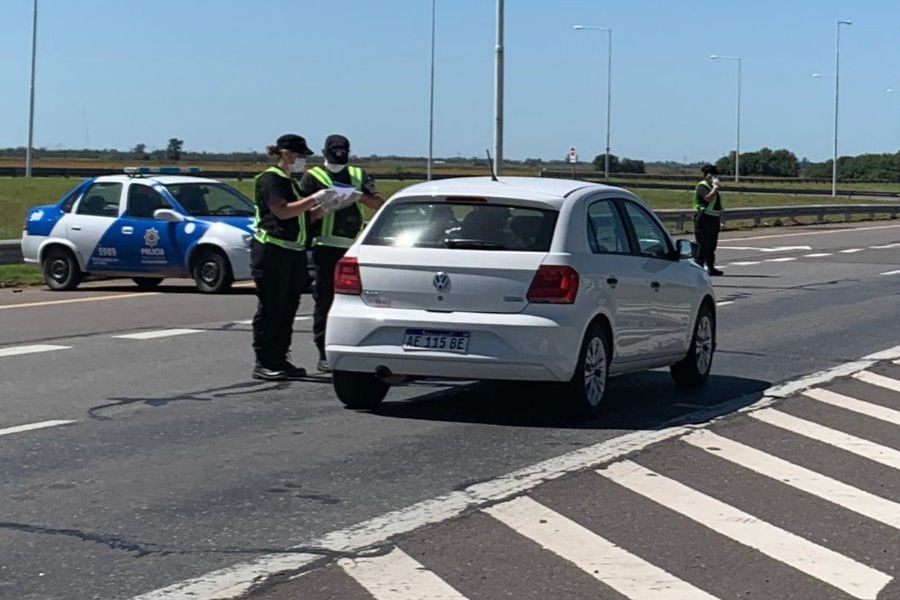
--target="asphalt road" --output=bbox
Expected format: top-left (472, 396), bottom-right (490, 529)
top-left (1, 221), bottom-right (899, 600)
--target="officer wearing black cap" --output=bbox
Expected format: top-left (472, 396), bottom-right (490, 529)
top-left (250, 134), bottom-right (336, 381)
top-left (694, 164), bottom-right (725, 276)
top-left (298, 134), bottom-right (384, 372)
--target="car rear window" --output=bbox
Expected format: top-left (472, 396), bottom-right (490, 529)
top-left (364, 202), bottom-right (558, 251)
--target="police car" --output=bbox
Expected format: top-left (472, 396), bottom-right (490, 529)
top-left (21, 167), bottom-right (254, 293)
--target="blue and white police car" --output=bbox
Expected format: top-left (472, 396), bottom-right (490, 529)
top-left (21, 167), bottom-right (255, 293)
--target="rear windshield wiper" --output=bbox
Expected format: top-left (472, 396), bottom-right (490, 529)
top-left (445, 238), bottom-right (507, 250)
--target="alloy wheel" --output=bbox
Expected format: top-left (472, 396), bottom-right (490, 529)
top-left (695, 315), bottom-right (713, 375)
top-left (583, 336), bottom-right (608, 407)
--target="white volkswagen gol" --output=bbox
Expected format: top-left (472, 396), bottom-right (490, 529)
top-left (325, 177), bottom-right (716, 418)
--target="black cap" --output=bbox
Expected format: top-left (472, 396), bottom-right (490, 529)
top-left (323, 134), bottom-right (351, 164)
top-left (275, 134), bottom-right (313, 156)
top-left (701, 164), bottom-right (719, 176)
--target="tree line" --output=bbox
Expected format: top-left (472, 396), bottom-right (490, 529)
top-left (714, 147), bottom-right (900, 182)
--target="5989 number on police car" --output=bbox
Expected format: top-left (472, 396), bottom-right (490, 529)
top-left (403, 329), bottom-right (470, 354)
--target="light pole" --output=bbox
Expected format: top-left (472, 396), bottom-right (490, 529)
top-left (817, 20), bottom-right (852, 198)
top-left (493, 0), bottom-right (504, 176)
top-left (26, 0), bottom-right (38, 178)
top-left (427, 0), bottom-right (436, 181)
top-left (574, 25), bottom-right (612, 180)
top-left (710, 54), bottom-right (742, 182)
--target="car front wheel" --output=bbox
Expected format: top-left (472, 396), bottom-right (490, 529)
top-left (333, 371), bottom-right (389, 410)
top-left (670, 304), bottom-right (715, 386)
top-left (42, 247), bottom-right (82, 291)
top-left (192, 249), bottom-right (233, 293)
top-left (561, 322), bottom-right (610, 420)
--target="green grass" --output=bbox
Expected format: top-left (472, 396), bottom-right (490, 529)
top-left (0, 264), bottom-right (43, 287)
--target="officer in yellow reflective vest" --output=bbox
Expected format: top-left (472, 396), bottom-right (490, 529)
top-left (693, 164), bottom-right (725, 276)
top-left (298, 134), bottom-right (385, 372)
top-left (250, 134), bottom-right (336, 381)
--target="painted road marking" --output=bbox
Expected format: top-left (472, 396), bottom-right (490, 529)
top-left (718, 245), bottom-right (812, 253)
top-left (113, 328), bottom-right (204, 340)
top-left (750, 409), bottom-right (900, 470)
top-left (234, 316), bottom-right (310, 326)
top-left (485, 496), bottom-right (719, 600)
top-left (0, 420), bottom-right (76, 438)
top-left (853, 370), bottom-right (900, 393)
top-left (339, 547), bottom-right (466, 600)
top-left (870, 243), bottom-right (900, 249)
top-left (597, 461), bottom-right (891, 600)
top-left (725, 223), bottom-right (900, 242)
top-left (724, 261), bottom-right (760, 266)
top-left (880, 269), bottom-right (900, 276)
top-left (715, 301), bottom-right (734, 307)
top-left (0, 344), bottom-right (71, 358)
top-left (0, 292), bottom-right (161, 311)
top-left (766, 257), bottom-right (797, 262)
top-left (803, 388), bottom-right (900, 426)
top-left (683, 429), bottom-right (900, 529)
top-left (803, 253), bottom-right (834, 258)
top-left (840, 248), bottom-right (864, 254)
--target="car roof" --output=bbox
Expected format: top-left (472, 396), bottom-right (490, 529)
top-left (392, 176), bottom-right (628, 208)
top-left (91, 174), bottom-right (221, 185)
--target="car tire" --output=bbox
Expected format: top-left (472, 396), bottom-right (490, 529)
top-left (670, 304), bottom-right (715, 387)
top-left (132, 277), bottom-right (163, 289)
top-left (561, 322), bottom-right (611, 420)
top-left (192, 248), bottom-right (233, 294)
top-left (333, 371), bottom-right (389, 410)
top-left (42, 247), bottom-right (82, 291)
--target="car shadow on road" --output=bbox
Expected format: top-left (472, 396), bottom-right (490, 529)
top-left (56, 281), bottom-right (256, 295)
top-left (370, 371), bottom-right (770, 431)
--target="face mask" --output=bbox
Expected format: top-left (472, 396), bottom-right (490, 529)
top-left (324, 160), bottom-right (347, 174)
top-left (289, 157), bottom-right (306, 173)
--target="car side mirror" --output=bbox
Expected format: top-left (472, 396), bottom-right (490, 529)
top-left (676, 239), bottom-right (697, 260)
top-left (154, 208), bottom-right (184, 222)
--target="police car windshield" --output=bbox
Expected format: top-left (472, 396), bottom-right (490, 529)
top-left (166, 183), bottom-right (254, 217)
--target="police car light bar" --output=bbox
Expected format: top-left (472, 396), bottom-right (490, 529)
top-left (124, 166), bottom-right (203, 177)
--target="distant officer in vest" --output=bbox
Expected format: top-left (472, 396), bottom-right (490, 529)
top-left (694, 164), bottom-right (725, 276)
top-left (299, 134), bottom-right (385, 372)
top-left (250, 134), bottom-right (336, 381)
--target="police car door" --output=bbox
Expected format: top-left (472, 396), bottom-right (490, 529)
top-left (67, 181), bottom-right (125, 272)
top-left (119, 182), bottom-right (178, 274)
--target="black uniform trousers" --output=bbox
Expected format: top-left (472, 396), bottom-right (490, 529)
top-left (311, 245), bottom-right (347, 360)
top-left (251, 239), bottom-right (308, 367)
top-left (694, 212), bottom-right (721, 270)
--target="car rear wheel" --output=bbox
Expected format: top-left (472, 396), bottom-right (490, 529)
top-left (333, 371), bottom-right (389, 410)
top-left (42, 247), bottom-right (82, 291)
top-left (670, 304), bottom-right (715, 387)
top-left (561, 322), bottom-right (610, 420)
top-left (132, 277), bottom-right (163, 289)
top-left (192, 248), bottom-right (233, 294)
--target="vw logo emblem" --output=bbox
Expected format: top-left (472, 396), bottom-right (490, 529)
top-left (433, 271), bottom-right (450, 291)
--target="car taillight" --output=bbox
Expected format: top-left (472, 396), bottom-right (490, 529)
top-left (334, 256), bottom-right (362, 295)
top-left (527, 265), bottom-right (579, 304)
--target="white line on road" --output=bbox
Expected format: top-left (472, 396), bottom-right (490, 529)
top-left (724, 261), bottom-right (760, 266)
top-left (0, 292), bottom-right (161, 310)
top-left (112, 329), bottom-right (204, 340)
top-left (723, 223), bottom-right (900, 242)
top-left (683, 429), bottom-right (900, 529)
top-left (718, 245), bottom-right (812, 253)
top-left (716, 301), bottom-right (735, 307)
top-left (803, 253), bottom-right (834, 258)
top-left (596, 461), bottom-right (891, 600)
top-left (485, 496), bottom-right (719, 600)
top-left (235, 316), bottom-right (310, 326)
top-left (880, 269), bottom-right (900, 276)
top-left (766, 257), bottom-right (797, 262)
top-left (339, 547), bottom-right (467, 600)
top-left (750, 409), bottom-right (900, 470)
top-left (0, 344), bottom-right (71, 358)
top-left (0, 420), bottom-right (76, 438)
top-left (870, 243), bottom-right (900, 249)
top-left (803, 388), bottom-right (900, 426)
top-left (839, 248), bottom-right (864, 254)
top-left (853, 370), bottom-right (900, 393)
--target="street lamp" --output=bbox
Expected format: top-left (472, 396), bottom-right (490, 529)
top-left (493, 0), bottom-right (504, 175)
top-left (25, 0), bottom-right (38, 178)
top-left (709, 54), bottom-right (742, 183)
top-left (427, 0), bottom-right (436, 181)
top-left (574, 25), bottom-right (612, 180)
top-left (815, 20), bottom-right (853, 198)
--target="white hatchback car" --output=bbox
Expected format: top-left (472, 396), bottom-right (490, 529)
top-left (326, 177), bottom-right (716, 418)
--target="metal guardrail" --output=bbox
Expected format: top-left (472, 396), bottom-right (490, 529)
top-left (1, 204), bottom-right (897, 266)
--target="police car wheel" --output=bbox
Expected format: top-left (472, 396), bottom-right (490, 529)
top-left (132, 277), bottom-right (164, 289)
top-left (333, 371), bottom-right (389, 410)
top-left (42, 247), bottom-right (82, 291)
top-left (192, 249), bottom-right (233, 294)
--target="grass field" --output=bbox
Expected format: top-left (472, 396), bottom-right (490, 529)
top-left (0, 264), bottom-right (43, 287)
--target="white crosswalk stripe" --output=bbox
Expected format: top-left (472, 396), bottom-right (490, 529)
top-left (596, 461), bottom-right (892, 599)
top-left (484, 496), bottom-right (719, 600)
top-left (683, 429), bottom-right (900, 529)
top-left (112, 328), bottom-right (204, 340)
top-left (0, 344), bottom-right (71, 358)
top-left (803, 387), bottom-right (900, 426)
top-left (750, 408), bottom-right (900, 470)
top-left (852, 370), bottom-right (900, 393)
top-left (338, 547), bottom-right (466, 600)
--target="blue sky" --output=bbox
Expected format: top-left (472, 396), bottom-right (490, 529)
top-left (2, 0), bottom-right (899, 163)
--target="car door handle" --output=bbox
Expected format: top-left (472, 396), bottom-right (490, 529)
top-left (70, 225), bottom-right (82, 231)
top-left (606, 276), bottom-right (618, 287)
top-left (651, 281), bottom-right (661, 290)
top-left (121, 226), bottom-right (133, 234)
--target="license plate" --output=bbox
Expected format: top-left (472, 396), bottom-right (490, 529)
top-left (403, 329), bottom-right (470, 354)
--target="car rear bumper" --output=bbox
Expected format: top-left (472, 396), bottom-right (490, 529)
top-left (325, 296), bottom-right (581, 382)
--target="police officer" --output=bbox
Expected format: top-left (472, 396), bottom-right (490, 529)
top-left (251, 134), bottom-right (336, 381)
top-left (299, 134), bottom-right (384, 372)
top-left (694, 164), bottom-right (725, 276)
